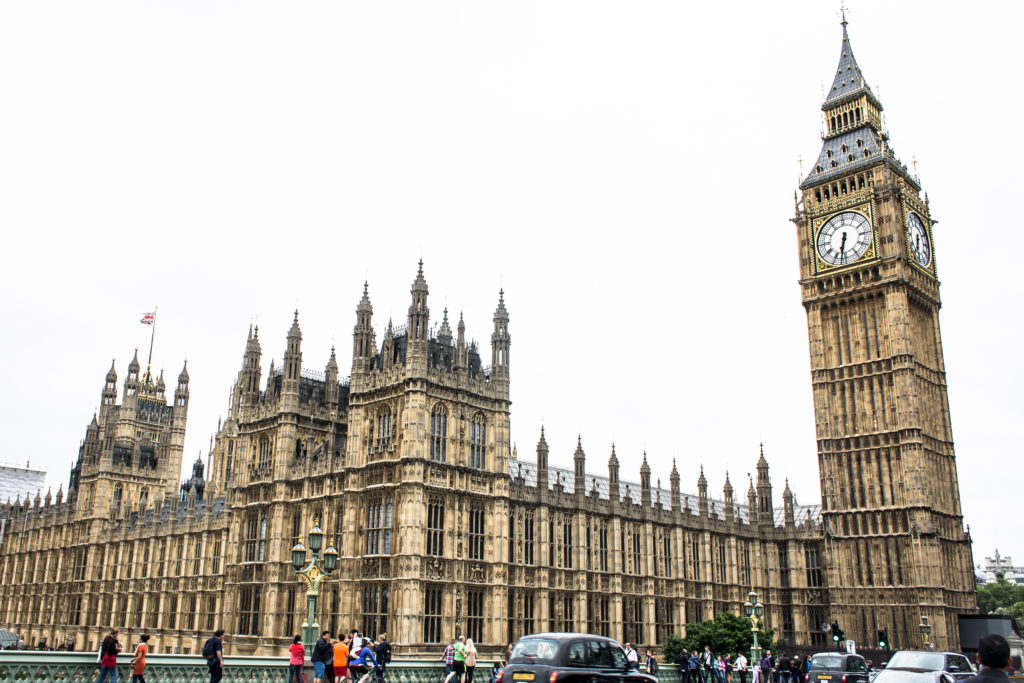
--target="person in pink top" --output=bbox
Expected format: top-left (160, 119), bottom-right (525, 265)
top-left (289, 635), bottom-right (305, 683)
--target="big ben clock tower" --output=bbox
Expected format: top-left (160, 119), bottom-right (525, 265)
top-left (795, 17), bottom-right (976, 650)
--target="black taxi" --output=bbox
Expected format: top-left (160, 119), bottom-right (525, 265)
top-left (498, 633), bottom-right (657, 683)
top-left (807, 653), bottom-right (871, 683)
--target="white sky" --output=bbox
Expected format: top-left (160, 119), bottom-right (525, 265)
top-left (1, 1), bottom-right (1020, 568)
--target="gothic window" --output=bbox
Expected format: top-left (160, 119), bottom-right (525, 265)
top-left (469, 414), bottom-right (486, 468)
top-left (631, 528), bottom-right (641, 575)
top-left (623, 596), bottom-right (643, 644)
top-left (562, 517), bottom-right (573, 569)
top-left (548, 518), bottom-right (556, 567)
top-left (424, 584), bottom-right (443, 643)
top-left (205, 596), bottom-right (217, 631)
top-left (192, 537), bottom-right (201, 574)
top-left (164, 595), bottom-right (178, 630)
top-left (156, 540), bottom-right (166, 576)
top-left (689, 534), bottom-right (702, 580)
top-left (373, 407), bottom-right (394, 452)
top-left (291, 512), bottom-right (303, 547)
top-left (257, 437), bottom-right (271, 471)
top-left (366, 495), bottom-right (393, 555)
top-left (362, 583), bottom-right (389, 638)
top-left (427, 498), bottom-right (445, 556)
top-left (468, 505), bottom-right (485, 560)
top-left (588, 595), bottom-right (610, 637)
top-left (586, 524), bottom-right (592, 570)
top-left (778, 543), bottom-right (791, 588)
top-left (598, 523), bottom-right (609, 572)
top-left (508, 515), bottom-right (515, 564)
top-left (805, 546), bottom-right (823, 587)
top-left (212, 537), bottom-right (223, 574)
top-left (139, 488), bottom-right (148, 509)
top-left (185, 595), bottom-right (197, 631)
top-left (429, 404), bottom-right (447, 462)
top-left (741, 543), bottom-right (752, 587)
top-left (656, 598), bottom-right (675, 645)
top-left (112, 484), bottom-right (122, 512)
top-left (238, 586), bottom-right (261, 635)
top-left (524, 511), bottom-right (534, 565)
top-left (466, 588), bottom-right (484, 643)
top-left (244, 512), bottom-right (267, 562)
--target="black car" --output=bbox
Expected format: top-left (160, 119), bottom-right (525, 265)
top-left (499, 633), bottom-right (657, 683)
top-left (807, 653), bottom-right (871, 683)
top-left (884, 651), bottom-right (975, 681)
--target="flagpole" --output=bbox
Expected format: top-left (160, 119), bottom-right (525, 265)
top-left (146, 306), bottom-right (158, 370)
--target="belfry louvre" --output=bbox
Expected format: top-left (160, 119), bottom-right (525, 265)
top-left (0, 20), bottom-right (976, 658)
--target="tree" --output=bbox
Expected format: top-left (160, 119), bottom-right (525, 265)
top-left (681, 612), bottom-right (775, 658)
top-left (977, 579), bottom-right (1024, 615)
top-left (662, 633), bottom-right (686, 664)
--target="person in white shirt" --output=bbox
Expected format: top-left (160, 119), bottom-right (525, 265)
top-left (735, 655), bottom-right (749, 683)
top-left (625, 644), bottom-right (639, 668)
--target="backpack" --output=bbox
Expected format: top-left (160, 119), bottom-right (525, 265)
top-left (202, 638), bottom-right (217, 660)
top-left (649, 659), bottom-right (659, 674)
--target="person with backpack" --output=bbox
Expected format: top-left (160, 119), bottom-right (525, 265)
top-left (202, 630), bottom-right (225, 683)
top-left (374, 635), bottom-right (392, 679)
top-left (677, 649), bottom-right (690, 683)
top-left (97, 628), bottom-right (122, 683)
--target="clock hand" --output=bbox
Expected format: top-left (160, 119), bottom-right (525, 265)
top-left (839, 231), bottom-right (848, 263)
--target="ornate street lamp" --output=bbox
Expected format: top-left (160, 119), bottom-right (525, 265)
top-left (918, 615), bottom-right (933, 651)
top-left (292, 520), bottom-right (339, 649)
top-left (744, 589), bottom-right (765, 667)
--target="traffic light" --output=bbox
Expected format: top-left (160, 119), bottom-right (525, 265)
top-left (832, 622), bottom-right (841, 643)
top-left (877, 629), bottom-right (889, 650)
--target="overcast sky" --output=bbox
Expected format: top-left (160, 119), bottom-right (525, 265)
top-left (1, 1), bottom-right (1019, 568)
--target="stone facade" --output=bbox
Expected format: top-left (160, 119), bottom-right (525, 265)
top-left (0, 18), bottom-right (974, 659)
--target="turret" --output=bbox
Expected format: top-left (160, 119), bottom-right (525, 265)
top-left (326, 347), bottom-right (339, 407)
top-left (174, 361), bottom-right (190, 410)
top-left (352, 283), bottom-right (374, 378)
top-left (783, 479), bottom-right (795, 528)
top-left (238, 325), bottom-right (263, 410)
top-left (756, 444), bottom-right (774, 527)
top-left (407, 261), bottom-right (430, 369)
top-left (125, 349), bottom-right (141, 397)
top-left (439, 308), bottom-right (453, 344)
top-left (747, 475), bottom-right (758, 526)
top-left (640, 452), bottom-right (651, 507)
top-left (101, 359), bottom-right (117, 411)
top-left (724, 472), bottom-right (735, 523)
top-left (573, 436), bottom-right (585, 497)
top-left (455, 312), bottom-right (467, 372)
top-left (608, 445), bottom-right (620, 503)
top-left (282, 311), bottom-right (302, 409)
top-left (156, 369), bottom-right (166, 395)
top-left (491, 289), bottom-right (510, 387)
top-left (697, 466), bottom-right (708, 517)
top-left (670, 459), bottom-right (680, 513)
top-left (536, 427), bottom-right (549, 496)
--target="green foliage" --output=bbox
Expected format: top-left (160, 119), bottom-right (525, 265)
top-left (994, 601), bottom-right (1024, 618)
top-left (977, 579), bottom-right (1024, 615)
top-left (662, 633), bottom-right (686, 664)
top-left (681, 612), bottom-right (775, 658)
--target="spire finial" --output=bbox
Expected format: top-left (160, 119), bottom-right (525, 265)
top-left (840, 0), bottom-right (848, 27)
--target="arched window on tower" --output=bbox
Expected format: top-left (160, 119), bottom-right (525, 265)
top-left (139, 487), bottom-right (148, 510)
top-left (429, 404), bottom-right (447, 462)
top-left (257, 437), bottom-right (271, 472)
top-left (374, 407), bottom-right (394, 452)
top-left (112, 484), bottom-right (122, 513)
top-left (470, 414), bottom-right (486, 469)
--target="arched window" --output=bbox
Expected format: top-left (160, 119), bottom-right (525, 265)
top-left (373, 407), bottom-right (394, 452)
top-left (470, 414), bottom-right (486, 469)
top-left (257, 437), bottom-right (271, 470)
top-left (139, 488), bottom-right (148, 510)
top-left (429, 404), bottom-right (447, 462)
top-left (113, 484), bottom-right (122, 511)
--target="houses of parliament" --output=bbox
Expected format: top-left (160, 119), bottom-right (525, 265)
top-left (0, 19), bottom-right (977, 657)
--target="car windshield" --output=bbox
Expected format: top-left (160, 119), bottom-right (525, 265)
top-left (874, 670), bottom-right (939, 683)
top-left (888, 653), bottom-right (945, 671)
top-left (811, 656), bottom-right (844, 670)
top-left (511, 639), bottom-right (560, 663)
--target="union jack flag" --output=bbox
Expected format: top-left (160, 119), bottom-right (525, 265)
top-left (140, 311), bottom-right (156, 325)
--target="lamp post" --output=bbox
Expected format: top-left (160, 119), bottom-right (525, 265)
top-left (918, 615), bottom-right (933, 651)
top-left (292, 520), bottom-right (339, 649)
top-left (743, 589), bottom-right (765, 668)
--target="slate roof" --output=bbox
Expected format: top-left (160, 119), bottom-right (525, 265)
top-left (509, 458), bottom-right (821, 528)
top-left (824, 22), bottom-right (877, 108)
top-left (801, 127), bottom-right (883, 188)
top-left (0, 463), bottom-right (46, 505)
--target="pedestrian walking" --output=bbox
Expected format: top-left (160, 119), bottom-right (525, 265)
top-left (289, 635), bottom-right (305, 683)
top-left (677, 649), bottom-right (690, 683)
top-left (760, 652), bottom-right (771, 683)
top-left (778, 654), bottom-right (792, 683)
top-left (625, 644), bottom-right (640, 669)
top-left (465, 639), bottom-right (479, 683)
top-left (202, 630), bottom-right (225, 683)
top-left (130, 635), bottom-right (150, 683)
top-left (97, 628), bottom-right (122, 683)
top-left (441, 639), bottom-right (456, 683)
top-left (374, 634), bottom-right (391, 679)
top-left (453, 636), bottom-right (468, 683)
top-left (725, 655), bottom-right (733, 683)
top-left (703, 646), bottom-right (716, 683)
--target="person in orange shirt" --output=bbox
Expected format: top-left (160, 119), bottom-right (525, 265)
top-left (333, 634), bottom-right (350, 683)
top-left (130, 635), bottom-right (150, 683)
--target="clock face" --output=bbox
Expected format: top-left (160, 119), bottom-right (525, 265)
top-left (816, 212), bottom-right (873, 266)
top-left (906, 212), bottom-right (931, 266)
